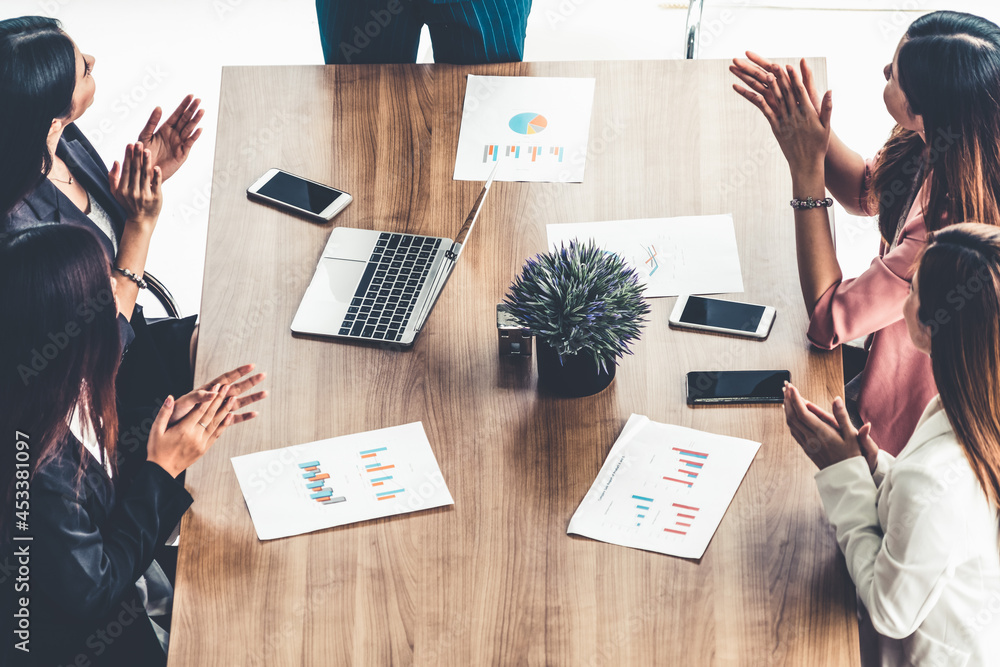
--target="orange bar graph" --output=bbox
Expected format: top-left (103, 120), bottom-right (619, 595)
top-left (361, 453), bottom-right (376, 459)
top-left (367, 465), bottom-right (395, 473)
top-left (308, 473), bottom-right (330, 481)
top-left (377, 495), bottom-right (396, 501)
top-left (303, 466), bottom-right (318, 471)
top-left (372, 482), bottom-right (383, 486)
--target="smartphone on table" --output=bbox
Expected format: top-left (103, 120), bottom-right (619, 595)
top-left (247, 168), bottom-right (352, 223)
top-left (686, 370), bottom-right (791, 405)
top-left (669, 295), bottom-right (776, 340)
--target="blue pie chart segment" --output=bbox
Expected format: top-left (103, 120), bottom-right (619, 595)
top-left (509, 112), bottom-right (548, 135)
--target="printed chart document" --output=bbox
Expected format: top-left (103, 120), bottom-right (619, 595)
top-left (568, 414), bottom-right (761, 559)
top-left (546, 215), bottom-right (745, 298)
top-left (231, 422), bottom-right (454, 540)
top-left (454, 75), bottom-right (596, 183)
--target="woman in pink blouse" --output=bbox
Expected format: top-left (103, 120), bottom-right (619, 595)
top-left (731, 10), bottom-right (1000, 455)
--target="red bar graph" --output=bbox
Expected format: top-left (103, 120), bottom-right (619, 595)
top-left (672, 446), bottom-right (709, 458)
top-left (664, 528), bottom-right (687, 536)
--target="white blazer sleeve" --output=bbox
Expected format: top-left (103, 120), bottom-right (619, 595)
top-left (815, 456), bottom-right (960, 639)
top-left (871, 449), bottom-right (894, 487)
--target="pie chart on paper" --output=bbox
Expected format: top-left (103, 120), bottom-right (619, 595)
top-left (509, 112), bottom-right (548, 135)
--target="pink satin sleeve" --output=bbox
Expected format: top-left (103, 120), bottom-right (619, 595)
top-left (807, 158), bottom-right (928, 349)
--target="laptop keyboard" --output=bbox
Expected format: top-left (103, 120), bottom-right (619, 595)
top-left (338, 233), bottom-right (442, 341)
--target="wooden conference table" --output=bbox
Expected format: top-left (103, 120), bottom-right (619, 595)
top-left (170, 59), bottom-right (859, 666)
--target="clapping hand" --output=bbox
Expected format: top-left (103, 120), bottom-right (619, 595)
top-left (147, 363), bottom-right (267, 478)
top-left (730, 53), bottom-right (833, 175)
top-left (168, 364), bottom-right (267, 427)
top-left (783, 382), bottom-right (878, 472)
top-left (137, 94), bottom-right (205, 181)
top-left (109, 142), bottom-right (162, 229)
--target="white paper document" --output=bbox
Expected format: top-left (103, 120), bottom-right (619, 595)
top-left (546, 215), bottom-right (745, 298)
top-left (231, 422), bottom-right (454, 540)
top-left (453, 75), bottom-right (596, 183)
top-left (568, 414), bottom-right (761, 559)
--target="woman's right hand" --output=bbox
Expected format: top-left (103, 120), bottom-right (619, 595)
top-left (730, 52), bottom-right (833, 174)
top-left (109, 141), bottom-right (162, 229)
top-left (147, 387), bottom-right (236, 478)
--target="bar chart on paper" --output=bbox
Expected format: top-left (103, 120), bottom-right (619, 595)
top-left (360, 446), bottom-right (406, 502)
top-left (231, 422), bottom-right (454, 540)
top-left (568, 414), bottom-right (761, 559)
top-left (453, 75), bottom-right (596, 182)
top-left (299, 460), bottom-right (347, 505)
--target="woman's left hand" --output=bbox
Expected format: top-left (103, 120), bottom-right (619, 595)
top-left (731, 55), bottom-right (832, 175)
top-left (137, 94), bottom-right (204, 181)
top-left (168, 364), bottom-right (266, 427)
top-left (783, 382), bottom-right (865, 470)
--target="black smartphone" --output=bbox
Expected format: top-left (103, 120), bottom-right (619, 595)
top-left (686, 370), bottom-right (790, 405)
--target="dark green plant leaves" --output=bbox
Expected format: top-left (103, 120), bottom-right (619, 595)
top-left (503, 240), bottom-right (650, 373)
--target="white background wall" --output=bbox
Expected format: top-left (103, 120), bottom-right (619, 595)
top-left (4, 0), bottom-right (999, 315)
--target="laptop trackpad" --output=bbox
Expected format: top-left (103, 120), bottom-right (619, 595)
top-left (321, 258), bottom-right (366, 304)
top-left (290, 258), bottom-right (366, 335)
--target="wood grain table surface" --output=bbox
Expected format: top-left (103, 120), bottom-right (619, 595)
top-left (169, 59), bottom-right (859, 667)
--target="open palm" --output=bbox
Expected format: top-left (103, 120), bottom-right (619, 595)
top-left (137, 94), bottom-right (205, 181)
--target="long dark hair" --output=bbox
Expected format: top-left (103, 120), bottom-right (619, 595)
top-left (870, 11), bottom-right (1000, 243)
top-left (0, 225), bottom-right (120, 540)
top-left (0, 16), bottom-right (76, 216)
top-left (917, 223), bottom-right (1000, 518)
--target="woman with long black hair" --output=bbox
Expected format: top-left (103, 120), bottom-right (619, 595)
top-left (0, 15), bottom-right (208, 481)
top-left (0, 224), bottom-right (265, 666)
top-left (731, 11), bottom-right (1000, 456)
top-left (783, 223), bottom-right (1000, 666)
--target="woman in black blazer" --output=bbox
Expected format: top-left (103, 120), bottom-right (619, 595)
top-left (0, 224), bottom-right (264, 667)
top-left (0, 16), bottom-right (206, 483)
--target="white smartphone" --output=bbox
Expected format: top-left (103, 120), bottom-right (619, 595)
top-left (668, 295), bottom-right (776, 340)
top-left (246, 168), bottom-right (352, 223)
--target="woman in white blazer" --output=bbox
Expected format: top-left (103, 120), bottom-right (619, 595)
top-left (783, 222), bottom-right (1000, 667)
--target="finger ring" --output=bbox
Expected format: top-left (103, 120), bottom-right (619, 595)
top-left (198, 421), bottom-right (209, 429)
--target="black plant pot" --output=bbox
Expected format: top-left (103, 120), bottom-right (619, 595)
top-left (536, 341), bottom-right (616, 398)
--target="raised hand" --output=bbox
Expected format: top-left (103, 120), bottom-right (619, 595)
top-left (137, 94), bottom-right (204, 182)
top-left (109, 142), bottom-right (162, 229)
top-left (169, 363), bottom-right (267, 427)
top-left (730, 53), bottom-right (833, 174)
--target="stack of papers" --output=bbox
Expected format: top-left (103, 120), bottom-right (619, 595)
top-left (231, 422), bottom-right (453, 540)
top-left (568, 414), bottom-right (761, 559)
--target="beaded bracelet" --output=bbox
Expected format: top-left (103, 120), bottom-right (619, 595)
top-left (113, 266), bottom-right (148, 290)
top-left (790, 197), bottom-right (834, 210)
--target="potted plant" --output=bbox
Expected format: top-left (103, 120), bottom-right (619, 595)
top-left (503, 240), bottom-right (650, 397)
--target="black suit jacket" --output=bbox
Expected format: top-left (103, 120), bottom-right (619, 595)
top-left (3, 123), bottom-right (135, 352)
top-left (5, 122), bottom-right (126, 256)
top-left (1, 124), bottom-right (196, 482)
top-left (2, 436), bottom-right (192, 667)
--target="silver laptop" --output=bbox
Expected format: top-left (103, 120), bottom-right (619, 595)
top-left (290, 166), bottom-right (496, 346)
